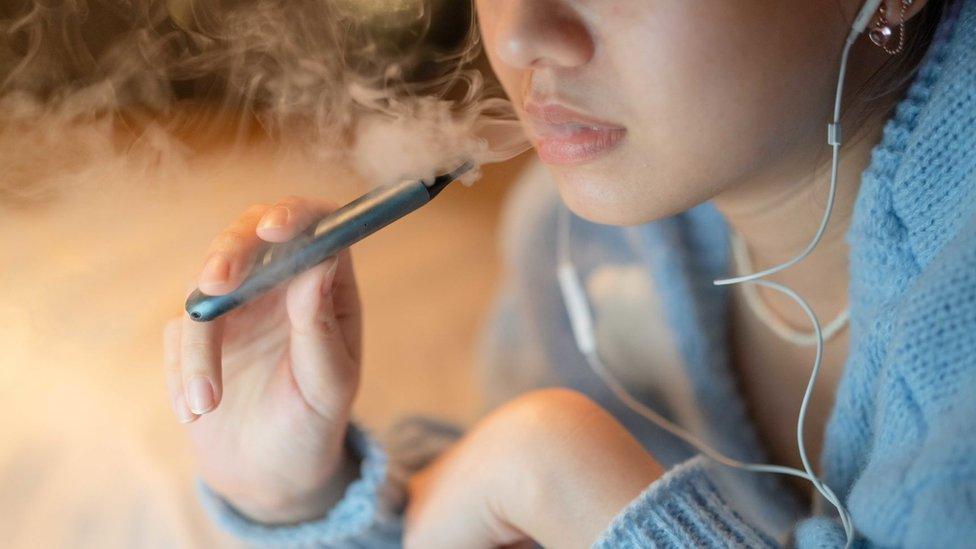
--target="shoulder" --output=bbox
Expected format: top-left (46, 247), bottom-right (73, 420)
top-left (890, 205), bottom-right (976, 395)
top-left (850, 210), bottom-right (976, 546)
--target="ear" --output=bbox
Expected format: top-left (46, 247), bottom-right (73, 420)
top-left (878, 0), bottom-right (932, 25)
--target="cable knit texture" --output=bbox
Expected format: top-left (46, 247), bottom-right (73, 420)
top-left (597, 456), bottom-right (779, 548)
top-left (199, 1), bottom-right (976, 546)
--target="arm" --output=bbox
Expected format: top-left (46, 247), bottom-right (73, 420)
top-left (405, 388), bottom-right (783, 549)
top-left (404, 388), bottom-right (663, 548)
top-left (409, 218), bottom-right (976, 549)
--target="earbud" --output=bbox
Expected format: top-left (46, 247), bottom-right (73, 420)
top-left (852, 0), bottom-right (885, 38)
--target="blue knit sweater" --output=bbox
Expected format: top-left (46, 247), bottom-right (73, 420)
top-left (200, 1), bottom-right (976, 546)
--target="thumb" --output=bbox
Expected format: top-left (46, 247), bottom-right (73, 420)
top-left (285, 255), bottom-right (360, 417)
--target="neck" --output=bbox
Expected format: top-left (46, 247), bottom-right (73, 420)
top-left (711, 120), bottom-right (885, 328)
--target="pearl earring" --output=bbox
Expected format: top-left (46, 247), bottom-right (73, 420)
top-left (869, 0), bottom-right (913, 55)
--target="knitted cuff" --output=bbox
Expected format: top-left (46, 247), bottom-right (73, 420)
top-left (593, 455), bottom-right (778, 549)
top-left (197, 423), bottom-right (403, 547)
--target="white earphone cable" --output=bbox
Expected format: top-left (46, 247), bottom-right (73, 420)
top-left (556, 33), bottom-right (862, 549)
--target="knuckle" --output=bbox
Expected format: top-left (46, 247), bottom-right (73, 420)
top-left (163, 318), bottom-right (180, 343)
top-left (165, 317), bottom-right (180, 332)
top-left (312, 307), bottom-right (343, 339)
top-left (278, 195), bottom-right (304, 207)
top-left (276, 195), bottom-right (322, 217)
top-left (180, 340), bottom-right (216, 364)
top-left (305, 197), bottom-right (338, 215)
top-left (244, 203), bottom-right (269, 217)
top-left (163, 319), bottom-right (182, 368)
top-left (318, 318), bottom-right (341, 340)
top-left (211, 230), bottom-right (247, 252)
top-left (164, 362), bottom-right (182, 376)
top-left (290, 307), bottom-right (344, 345)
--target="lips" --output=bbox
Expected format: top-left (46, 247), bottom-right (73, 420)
top-left (523, 102), bottom-right (627, 165)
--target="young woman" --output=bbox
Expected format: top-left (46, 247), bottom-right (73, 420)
top-left (165, 0), bottom-right (976, 546)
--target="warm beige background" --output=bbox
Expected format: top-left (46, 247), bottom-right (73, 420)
top-left (0, 139), bottom-right (530, 547)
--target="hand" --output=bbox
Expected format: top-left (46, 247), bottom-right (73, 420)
top-left (404, 389), bottom-right (663, 548)
top-left (162, 196), bottom-right (363, 524)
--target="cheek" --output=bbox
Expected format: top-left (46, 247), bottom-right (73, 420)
top-left (561, 2), bottom-right (843, 225)
top-left (625, 4), bottom-right (829, 169)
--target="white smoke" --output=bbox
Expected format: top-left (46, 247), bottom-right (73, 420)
top-left (0, 0), bottom-right (530, 205)
top-left (0, 7), bottom-right (529, 541)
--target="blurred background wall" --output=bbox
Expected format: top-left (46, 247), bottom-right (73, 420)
top-left (0, 1), bottom-right (535, 545)
top-left (0, 131), bottom-right (532, 546)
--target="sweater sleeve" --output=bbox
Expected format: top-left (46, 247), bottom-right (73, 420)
top-left (197, 419), bottom-right (461, 548)
top-left (593, 456), bottom-right (780, 549)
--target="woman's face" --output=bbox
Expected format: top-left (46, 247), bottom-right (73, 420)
top-left (475, 0), bottom-right (869, 225)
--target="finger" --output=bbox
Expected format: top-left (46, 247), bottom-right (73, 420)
top-left (285, 251), bottom-right (359, 417)
top-left (180, 308), bottom-right (224, 415)
top-left (257, 195), bottom-right (362, 362)
top-left (330, 248), bottom-right (362, 363)
top-left (255, 196), bottom-right (339, 243)
top-left (199, 203), bottom-right (271, 296)
top-left (163, 318), bottom-right (197, 423)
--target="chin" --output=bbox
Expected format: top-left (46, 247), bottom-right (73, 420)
top-left (551, 169), bottom-right (666, 227)
top-left (556, 174), bottom-right (650, 226)
top-left (548, 156), bottom-right (724, 228)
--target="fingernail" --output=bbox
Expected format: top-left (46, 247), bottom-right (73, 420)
top-left (258, 206), bottom-right (290, 231)
top-left (201, 255), bottom-right (230, 285)
top-left (172, 391), bottom-right (197, 424)
top-left (187, 376), bottom-right (216, 414)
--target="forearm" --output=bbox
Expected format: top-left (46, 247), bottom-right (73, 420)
top-left (404, 389), bottom-right (664, 548)
top-left (500, 397), bottom-right (662, 547)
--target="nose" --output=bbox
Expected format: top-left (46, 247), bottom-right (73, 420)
top-left (492, 0), bottom-right (594, 70)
